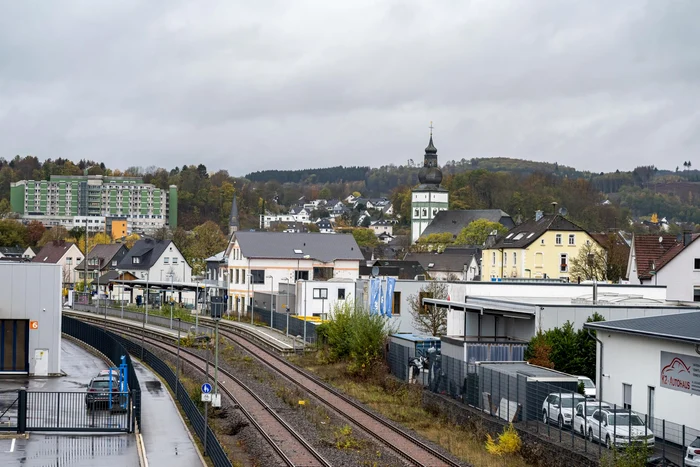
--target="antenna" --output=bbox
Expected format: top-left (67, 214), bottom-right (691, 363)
top-left (558, 207), bottom-right (568, 217)
top-left (658, 236), bottom-right (663, 243)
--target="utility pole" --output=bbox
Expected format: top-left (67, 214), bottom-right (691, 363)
top-left (282, 278), bottom-right (290, 337)
top-left (266, 275), bottom-right (274, 329)
top-left (84, 218), bottom-right (89, 298)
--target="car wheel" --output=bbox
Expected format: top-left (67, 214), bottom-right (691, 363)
top-left (605, 435), bottom-right (612, 449)
top-left (588, 428), bottom-right (594, 442)
top-left (558, 416), bottom-right (564, 430)
top-left (542, 411), bottom-right (548, 425)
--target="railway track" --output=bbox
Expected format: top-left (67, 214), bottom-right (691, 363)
top-left (96, 321), bottom-right (331, 467)
top-left (70, 311), bottom-right (463, 467)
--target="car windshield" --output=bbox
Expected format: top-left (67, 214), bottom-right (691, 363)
top-left (608, 414), bottom-right (645, 426)
top-left (690, 437), bottom-right (700, 448)
top-left (585, 404), bottom-right (608, 415)
top-left (560, 395), bottom-right (586, 408)
top-left (90, 380), bottom-right (112, 389)
top-left (580, 378), bottom-right (595, 388)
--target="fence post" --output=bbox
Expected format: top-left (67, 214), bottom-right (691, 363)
top-left (662, 419), bottom-right (665, 462)
top-left (17, 389), bottom-right (27, 434)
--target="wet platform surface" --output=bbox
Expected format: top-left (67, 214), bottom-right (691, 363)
top-left (0, 339), bottom-right (139, 466)
top-left (133, 359), bottom-right (203, 466)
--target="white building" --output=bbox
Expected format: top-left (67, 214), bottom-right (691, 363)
top-left (226, 231), bottom-right (364, 314)
top-left (32, 241), bottom-right (84, 285)
top-left (584, 312), bottom-right (700, 445)
top-left (411, 133), bottom-right (449, 243)
top-left (627, 232), bottom-right (700, 302)
top-left (370, 220), bottom-right (393, 237)
top-left (116, 238), bottom-right (192, 283)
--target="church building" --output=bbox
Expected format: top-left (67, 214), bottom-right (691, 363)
top-left (411, 129), bottom-right (449, 243)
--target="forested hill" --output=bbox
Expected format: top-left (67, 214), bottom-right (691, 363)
top-left (245, 166), bottom-right (369, 184)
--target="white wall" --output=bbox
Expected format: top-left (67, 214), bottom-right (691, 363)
top-left (296, 280), bottom-right (355, 318)
top-left (447, 282), bottom-right (667, 302)
top-left (0, 263), bottom-right (62, 375)
top-left (643, 240), bottom-right (700, 302)
top-left (598, 332), bottom-right (700, 439)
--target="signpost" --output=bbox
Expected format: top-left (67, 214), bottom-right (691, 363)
top-left (201, 382), bottom-right (212, 456)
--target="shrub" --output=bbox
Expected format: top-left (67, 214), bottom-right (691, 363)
top-left (485, 423), bottom-right (522, 459)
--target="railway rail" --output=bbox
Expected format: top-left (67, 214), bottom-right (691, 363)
top-left (68, 311), bottom-right (463, 467)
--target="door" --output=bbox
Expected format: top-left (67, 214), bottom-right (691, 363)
top-left (623, 383), bottom-right (632, 410)
top-left (34, 349), bottom-right (49, 376)
top-left (0, 320), bottom-right (29, 373)
top-left (647, 386), bottom-right (655, 421)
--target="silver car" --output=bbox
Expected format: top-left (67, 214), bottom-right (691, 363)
top-left (573, 400), bottom-right (610, 436)
top-left (587, 408), bottom-right (654, 448)
top-left (542, 392), bottom-right (587, 429)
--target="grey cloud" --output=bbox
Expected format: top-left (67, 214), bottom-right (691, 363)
top-left (0, 0), bottom-right (698, 174)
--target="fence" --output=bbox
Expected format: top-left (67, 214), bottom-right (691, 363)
top-left (252, 306), bottom-right (317, 343)
top-left (388, 343), bottom-right (699, 464)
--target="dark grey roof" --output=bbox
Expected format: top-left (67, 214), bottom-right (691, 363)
top-left (491, 214), bottom-right (585, 249)
top-left (234, 231), bottom-right (364, 263)
top-left (421, 210), bottom-right (515, 238)
top-left (584, 311), bottom-right (700, 344)
top-left (359, 260), bottom-right (426, 279)
top-left (0, 246), bottom-right (25, 257)
top-left (478, 361), bottom-right (577, 380)
top-left (404, 251), bottom-right (476, 273)
top-left (76, 243), bottom-right (127, 271)
top-left (117, 239), bottom-right (173, 270)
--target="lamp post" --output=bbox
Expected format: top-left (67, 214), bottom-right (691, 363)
top-left (118, 270), bottom-right (125, 319)
top-left (83, 217), bottom-right (89, 299)
top-left (266, 275), bottom-right (274, 329)
top-left (248, 273), bottom-right (253, 325)
top-left (176, 318), bottom-right (182, 400)
top-left (141, 270), bottom-right (150, 360)
top-left (168, 272), bottom-right (175, 329)
top-left (213, 316), bottom-right (220, 399)
top-left (281, 278), bottom-right (290, 337)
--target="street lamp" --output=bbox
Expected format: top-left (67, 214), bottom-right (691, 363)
top-left (281, 278), bottom-right (290, 337)
top-left (118, 270), bottom-right (124, 319)
top-left (168, 271), bottom-right (175, 329)
top-left (141, 270), bottom-right (150, 360)
top-left (248, 273), bottom-right (254, 325)
top-left (266, 275), bottom-right (274, 329)
top-left (175, 318), bottom-right (182, 400)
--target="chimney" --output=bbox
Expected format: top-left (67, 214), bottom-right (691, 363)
top-left (551, 201), bottom-right (558, 215)
top-left (683, 230), bottom-right (692, 247)
top-left (535, 210), bottom-right (544, 222)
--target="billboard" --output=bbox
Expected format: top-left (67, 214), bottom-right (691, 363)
top-left (659, 351), bottom-right (700, 395)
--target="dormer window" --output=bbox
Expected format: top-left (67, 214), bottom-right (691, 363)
top-left (132, 257), bottom-right (140, 264)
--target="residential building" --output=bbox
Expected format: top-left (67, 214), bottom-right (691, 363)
top-left (482, 212), bottom-right (600, 281)
top-left (377, 232), bottom-right (394, 244)
top-left (32, 241), bottom-right (84, 285)
top-left (10, 175), bottom-right (178, 233)
top-left (105, 217), bottom-right (129, 240)
top-left (315, 218), bottom-right (334, 234)
top-left (259, 208), bottom-right (312, 229)
top-left (116, 238), bottom-right (192, 283)
top-left (584, 312), bottom-right (700, 442)
top-left (0, 246), bottom-right (36, 261)
top-left (405, 247), bottom-right (481, 281)
top-left (420, 209), bottom-right (515, 240)
top-left (626, 232), bottom-right (700, 301)
top-left (370, 220), bottom-right (393, 237)
top-left (226, 231), bottom-right (364, 314)
top-left (411, 132), bottom-right (449, 243)
top-left (75, 243), bottom-right (129, 282)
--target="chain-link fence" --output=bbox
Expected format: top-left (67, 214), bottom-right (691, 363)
top-left (388, 343), bottom-right (699, 465)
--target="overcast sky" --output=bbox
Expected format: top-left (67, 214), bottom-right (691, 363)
top-left (1, 1), bottom-right (698, 176)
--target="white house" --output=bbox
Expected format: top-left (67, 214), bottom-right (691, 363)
top-left (370, 220), bottom-right (393, 237)
top-left (627, 232), bottom-right (700, 302)
top-left (116, 238), bottom-right (192, 283)
top-left (32, 241), bottom-right (84, 285)
top-left (584, 312), bottom-right (700, 446)
top-left (226, 231), bottom-right (364, 314)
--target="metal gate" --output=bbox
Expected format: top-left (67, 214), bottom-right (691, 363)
top-left (1, 390), bottom-right (133, 433)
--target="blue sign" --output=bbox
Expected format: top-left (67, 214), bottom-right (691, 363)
top-left (201, 383), bottom-right (212, 394)
top-left (369, 278), bottom-right (381, 315)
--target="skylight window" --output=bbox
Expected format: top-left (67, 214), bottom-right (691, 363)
top-left (506, 233), bottom-right (514, 239)
top-left (294, 249), bottom-right (303, 254)
top-left (513, 233), bottom-right (525, 240)
top-left (428, 263), bottom-right (435, 268)
top-left (526, 233), bottom-right (535, 238)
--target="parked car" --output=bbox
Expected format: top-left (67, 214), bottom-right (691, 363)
top-left (97, 369), bottom-right (119, 379)
top-left (573, 400), bottom-right (610, 436)
top-left (685, 436), bottom-right (700, 467)
top-left (587, 408), bottom-right (655, 448)
top-left (577, 376), bottom-right (596, 398)
top-left (542, 392), bottom-right (587, 429)
top-left (85, 376), bottom-right (121, 408)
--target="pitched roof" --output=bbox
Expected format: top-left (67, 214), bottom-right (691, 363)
top-left (117, 239), bottom-right (174, 270)
top-left (491, 214), bottom-right (586, 249)
top-left (359, 260), bottom-right (426, 279)
top-left (32, 241), bottom-right (79, 264)
top-left (0, 246), bottom-right (25, 257)
top-left (206, 251), bottom-right (226, 262)
top-left (404, 251), bottom-right (476, 273)
top-left (584, 311), bottom-right (700, 344)
top-left (421, 210), bottom-right (515, 238)
top-left (632, 234), bottom-right (683, 280)
top-left (76, 243), bottom-right (126, 271)
top-left (234, 231), bottom-right (364, 263)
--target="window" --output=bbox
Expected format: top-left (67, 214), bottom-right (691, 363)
top-left (560, 253), bottom-right (568, 272)
top-left (421, 208), bottom-right (427, 217)
top-left (66, 257), bottom-right (72, 265)
top-left (623, 383), bottom-right (632, 410)
top-left (568, 234), bottom-right (575, 245)
top-left (648, 386), bottom-right (655, 421)
top-left (392, 291), bottom-right (401, 315)
top-left (555, 234), bottom-right (562, 245)
top-left (313, 267), bottom-right (334, 281)
top-left (695, 258), bottom-right (700, 270)
top-left (413, 208), bottom-right (419, 217)
top-left (337, 288), bottom-right (345, 300)
top-left (295, 270), bottom-right (309, 281)
top-left (694, 287), bottom-right (700, 302)
top-left (235, 269), bottom-right (240, 284)
top-left (535, 252), bottom-right (544, 268)
top-left (251, 270), bottom-right (265, 284)
top-left (313, 288), bottom-right (328, 299)
top-left (172, 257), bottom-right (178, 264)
top-left (164, 257), bottom-right (169, 264)
top-left (491, 252), bottom-right (496, 266)
top-left (503, 252), bottom-right (507, 266)
top-left (132, 257), bottom-right (140, 264)
top-left (513, 252), bottom-right (517, 265)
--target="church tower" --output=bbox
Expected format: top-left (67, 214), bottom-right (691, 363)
top-left (229, 195), bottom-right (240, 236)
top-left (411, 126), bottom-right (449, 243)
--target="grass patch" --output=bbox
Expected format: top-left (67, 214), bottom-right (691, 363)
top-left (293, 353), bottom-right (532, 467)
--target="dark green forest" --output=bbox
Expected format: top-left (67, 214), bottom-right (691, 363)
top-left (2, 155), bottom-right (700, 233)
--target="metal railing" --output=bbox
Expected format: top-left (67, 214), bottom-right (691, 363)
top-left (251, 306), bottom-right (317, 343)
top-left (388, 343), bottom-right (699, 465)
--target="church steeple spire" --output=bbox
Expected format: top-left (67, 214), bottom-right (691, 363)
top-left (418, 122), bottom-right (442, 186)
top-left (229, 195), bottom-right (239, 236)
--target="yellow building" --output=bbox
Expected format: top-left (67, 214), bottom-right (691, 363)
top-left (106, 218), bottom-right (128, 241)
top-left (482, 213), bottom-right (599, 281)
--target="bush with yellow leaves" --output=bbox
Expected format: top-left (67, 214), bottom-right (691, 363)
top-left (485, 423), bottom-right (522, 459)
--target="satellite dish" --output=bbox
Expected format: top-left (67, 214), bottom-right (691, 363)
top-left (371, 266), bottom-right (379, 277)
top-left (658, 236), bottom-right (663, 243)
top-left (558, 207), bottom-right (568, 217)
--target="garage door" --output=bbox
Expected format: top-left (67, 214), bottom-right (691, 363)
top-left (0, 320), bottom-right (29, 373)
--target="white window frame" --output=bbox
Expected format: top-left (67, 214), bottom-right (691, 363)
top-left (568, 234), bottom-right (575, 245)
top-left (555, 234), bottom-right (562, 245)
top-left (560, 253), bottom-right (568, 272)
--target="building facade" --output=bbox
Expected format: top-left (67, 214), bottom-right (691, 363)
top-left (411, 132), bottom-right (449, 243)
top-left (482, 212), bottom-right (599, 281)
top-left (10, 175), bottom-right (178, 233)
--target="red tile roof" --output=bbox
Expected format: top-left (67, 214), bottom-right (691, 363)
top-left (632, 234), bottom-right (699, 280)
